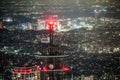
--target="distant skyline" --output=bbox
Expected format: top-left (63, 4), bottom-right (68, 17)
top-left (0, 0), bottom-right (120, 21)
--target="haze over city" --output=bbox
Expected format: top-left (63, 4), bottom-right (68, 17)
top-left (0, 0), bottom-right (120, 80)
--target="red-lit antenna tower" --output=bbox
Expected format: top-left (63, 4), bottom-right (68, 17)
top-left (39, 15), bottom-right (69, 80)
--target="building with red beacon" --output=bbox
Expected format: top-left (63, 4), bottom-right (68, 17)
top-left (12, 15), bottom-right (69, 80)
top-left (12, 66), bottom-right (41, 80)
top-left (39, 15), bottom-right (69, 80)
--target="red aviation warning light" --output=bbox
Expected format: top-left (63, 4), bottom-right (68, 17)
top-left (12, 69), bottom-right (32, 74)
top-left (48, 21), bottom-right (54, 27)
top-left (35, 65), bottom-right (41, 70)
top-left (45, 17), bottom-right (57, 29)
top-left (43, 67), bottom-right (48, 72)
top-left (62, 66), bottom-right (69, 72)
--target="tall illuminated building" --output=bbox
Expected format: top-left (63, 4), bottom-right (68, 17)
top-left (39, 16), bottom-right (69, 80)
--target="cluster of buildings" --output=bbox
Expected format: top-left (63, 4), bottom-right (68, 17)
top-left (0, 0), bottom-right (120, 21)
top-left (0, 0), bottom-right (120, 80)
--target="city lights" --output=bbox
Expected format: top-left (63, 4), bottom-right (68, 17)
top-left (0, 0), bottom-right (120, 80)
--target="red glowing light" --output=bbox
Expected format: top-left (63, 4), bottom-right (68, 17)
top-left (49, 21), bottom-right (54, 25)
top-left (62, 66), bottom-right (69, 71)
top-left (36, 66), bottom-right (41, 70)
top-left (43, 67), bottom-right (48, 72)
top-left (45, 17), bottom-right (56, 27)
top-left (12, 69), bottom-right (32, 74)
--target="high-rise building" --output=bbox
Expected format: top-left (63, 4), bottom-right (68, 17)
top-left (12, 66), bottom-right (41, 80)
